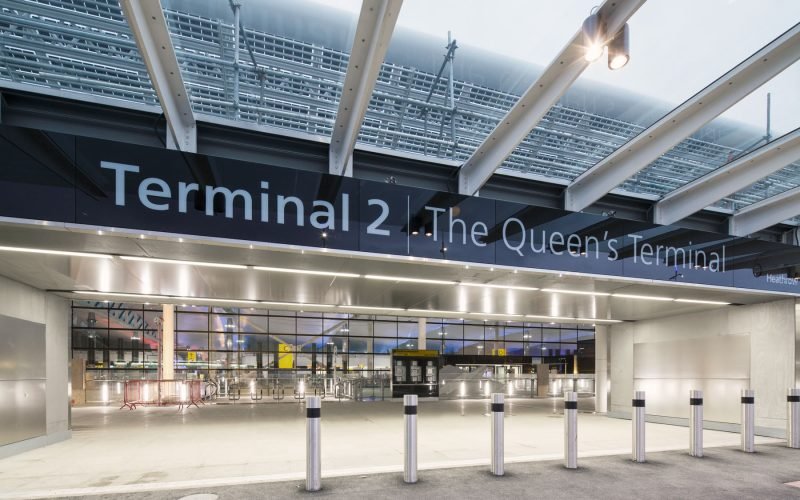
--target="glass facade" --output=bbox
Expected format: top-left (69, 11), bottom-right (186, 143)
top-left (71, 301), bottom-right (595, 379)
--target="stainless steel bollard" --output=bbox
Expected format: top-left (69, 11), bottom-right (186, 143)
top-left (741, 389), bottom-right (755, 453)
top-left (491, 393), bottom-right (504, 476)
top-left (564, 391), bottom-right (578, 469)
top-left (404, 394), bottom-right (418, 483)
top-left (788, 388), bottom-right (800, 449)
top-left (632, 390), bottom-right (645, 463)
top-left (305, 396), bottom-right (321, 491)
top-left (689, 390), bottom-right (703, 458)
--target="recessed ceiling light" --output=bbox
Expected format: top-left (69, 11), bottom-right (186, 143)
top-left (0, 246), bottom-right (113, 259)
top-left (364, 275), bottom-right (456, 285)
top-left (338, 305), bottom-right (405, 312)
top-left (459, 283), bottom-right (539, 291)
top-left (611, 293), bottom-right (674, 301)
top-left (255, 266), bottom-right (360, 278)
top-left (674, 298), bottom-right (731, 305)
top-left (541, 288), bottom-right (610, 296)
top-left (120, 256), bottom-right (246, 269)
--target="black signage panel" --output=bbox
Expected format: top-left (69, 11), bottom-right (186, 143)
top-left (0, 127), bottom-right (76, 222)
top-left (1, 123), bottom-right (800, 295)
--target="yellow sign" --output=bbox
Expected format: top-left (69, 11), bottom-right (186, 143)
top-left (278, 343), bottom-right (294, 368)
top-left (392, 349), bottom-right (438, 358)
top-left (186, 352), bottom-right (197, 362)
top-left (491, 348), bottom-right (507, 356)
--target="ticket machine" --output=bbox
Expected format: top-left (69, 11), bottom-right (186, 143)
top-left (391, 349), bottom-right (439, 398)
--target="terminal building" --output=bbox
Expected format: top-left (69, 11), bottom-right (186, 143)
top-left (0, 0), bottom-right (799, 495)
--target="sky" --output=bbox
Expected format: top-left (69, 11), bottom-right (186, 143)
top-left (313, 0), bottom-right (800, 135)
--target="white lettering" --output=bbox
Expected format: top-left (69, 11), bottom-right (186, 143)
top-left (471, 221), bottom-right (488, 247)
top-left (178, 182), bottom-right (199, 213)
top-left (100, 161), bottom-right (139, 206)
top-left (206, 186), bottom-right (253, 220)
top-left (502, 218), bottom-right (525, 256)
top-left (138, 177), bottom-right (171, 211)
top-left (277, 195), bottom-right (303, 226)
top-left (449, 207), bottom-right (467, 245)
top-left (424, 206), bottom-right (445, 241)
top-left (310, 200), bottom-right (335, 230)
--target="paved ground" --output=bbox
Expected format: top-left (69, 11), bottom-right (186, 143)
top-left (81, 444), bottom-right (800, 499)
top-left (0, 398), bottom-right (785, 499)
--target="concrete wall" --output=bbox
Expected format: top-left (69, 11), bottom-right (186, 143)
top-left (609, 299), bottom-right (796, 435)
top-left (0, 275), bottom-right (70, 458)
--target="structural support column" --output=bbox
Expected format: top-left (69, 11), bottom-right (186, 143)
top-left (119, 0), bottom-right (197, 152)
top-left (329, 0), bottom-right (403, 176)
top-left (161, 305), bottom-right (175, 380)
top-left (594, 326), bottom-right (609, 413)
top-left (417, 317), bottom-right (426, 351)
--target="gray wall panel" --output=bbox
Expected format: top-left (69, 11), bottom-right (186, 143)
top-left (0, 313), bottom-right (46, 446)
top-left (634, 335), bottom-right (750, 380)
top-left (0, 315), bottom-right (46, 380)
top-left (0, 380), bottom-right (46, 446)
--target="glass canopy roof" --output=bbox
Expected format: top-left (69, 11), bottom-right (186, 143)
top-left (1, 0), bottom-right (799, 224)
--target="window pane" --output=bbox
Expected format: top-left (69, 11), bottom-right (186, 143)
top-left (373, 337), bottom-right (397, 353)
top-left (177, 312), bottom-right (208, 331)
top-left (505, 342), bottom-right (524, 356)
top-left (397, 322), bottom-right (416, 339)
top-left (212, 314), bottom-right (238, 332)
top-left (542, 328), bottom-right (560, 342)
top-left (560, 329), bottom-right (579, 343)
top-left (73, 308), bottom-right (108, 328)
top-left (269, 316), bottom-right (296, 334)
top-left (348, 320), bottom-right (372, 336)
top-left (175, 332), bottom-right (208, 351)
top-left (240, 315), bottom-right (268, 333)
top-left (464, 325), bottom-right (484, 340)
top-left (443, 340), bottom-right (462, 354)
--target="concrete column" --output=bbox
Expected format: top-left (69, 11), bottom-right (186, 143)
top-left (594, 325), bottom-right (609, 413)
top-left (417, 318), bottom-right (426, 351)
top-left (161, 304), bottom-right (175, 380)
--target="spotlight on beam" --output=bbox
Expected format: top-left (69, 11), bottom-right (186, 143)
top-left (582, 12), bottom-right (605, 62)
top-left (608, 23), bottom-right (630, 70)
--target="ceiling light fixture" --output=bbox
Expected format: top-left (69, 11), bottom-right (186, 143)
top-left (608, 23), bottom-right (630, 70)
top-left (0, 246), bottom-right (113, 259)
top-left (541, 288), bottom-right (610, 296)
top-left (74, 290), bottom-right (260, 304)
top-left (119, 256), bottom-right (247, 269)
top-left (254, 266), bottom-right (360, 278)
top-left (338, 305), bottom-right (405, 312)
top-left (581, 11), bottom-right (605, 62)
top-left (611, 293), bottom-right (673, 301)
top-left (674, 298), bottom-right (731, 306)
top-left (459, 283), bottom-right (539, 292)
top-left (364, 275), bottom-right (457, 285)
top-left (407, 308), bottom-right (466, 316)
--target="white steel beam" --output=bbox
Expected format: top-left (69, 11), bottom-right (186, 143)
top-left (120, 0), bottom-right (196, 153)
top-left (729, 187), bottom-right (800, 236)
top-left (457, 0), bottom-right (645, 196)
top-left (565, 22), bottom-right (800, 213)
top-left (329, 0), bottom-right (403, 177)
top-left (654, 128), bottom-right (800, 225)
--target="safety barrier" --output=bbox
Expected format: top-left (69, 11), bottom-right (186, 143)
top-left (403, 394), bottom-right (418, 484)
top-left (119, 379), bottom-right (203, 410)
top-left (305, 396), bottom-right (321, 492)
top-left (491, 393), bottom-right (504, 476)
top-left (294, 388), bottom-right (800, 489)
